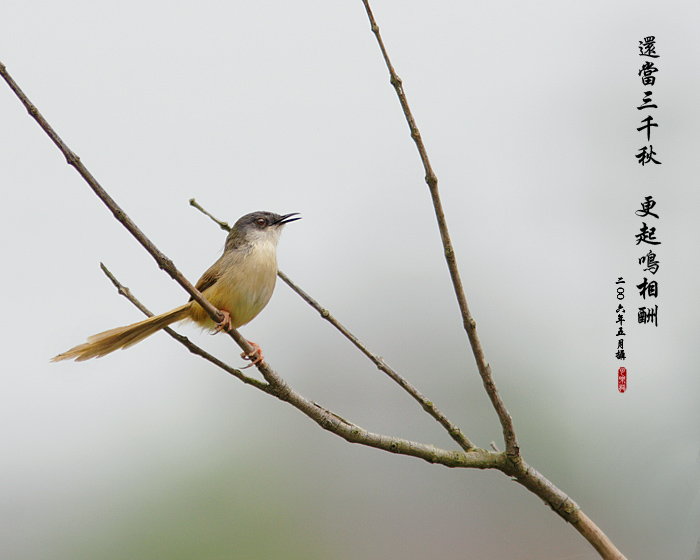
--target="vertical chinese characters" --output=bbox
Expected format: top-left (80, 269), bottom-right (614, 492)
top-left (615, 37), bottom-right (665, 392)
top-left (635, 195), bottom-right (660, 327)
top-left (615, 278), bottom-right (626, 361)
top-left (636, 36), bottom-right (661, 165)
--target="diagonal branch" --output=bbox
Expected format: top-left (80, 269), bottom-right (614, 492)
top-left (99, 267), bottom-right (498, 470)
top-left (2, 42), bottom-right (625, 558)
top-left (99, 262), bottom-right (267, 390)
top-left (189, 198), bottom-right (475, 453)
top-left (357, 4), bottom-right (627, 559)
top-left (278, 270), bottom-right (475, 452)
top-left (0, 58), bottom-right (495, 469)
top-left (0, 60), bottom-right (259, 363)
top-left (360, 0), bottom-right (519, 460)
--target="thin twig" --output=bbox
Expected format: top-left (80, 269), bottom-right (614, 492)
top-left (278, 270), bottom-right (475, 452)
top-left (360, 0), bottom-right (519, 461)
top-left (0, 61), bottom-right (258, 362)
top-left (0, 58), bottom-right (498, 470)
top-left (99, 268), bottom-right (496, 467)
top-left (358, 5), bottom-right (627, 559)
top-left (189, 198), bottom-right (231, 231)
top-left (189, 197), bottom-right (475, 452)
top-left (99, 263), bottom-right (267, 389)
top-left (2, 46), bottom-right (624, 558)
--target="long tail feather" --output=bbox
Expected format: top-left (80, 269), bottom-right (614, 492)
top-left (52, 304), bottom-right (191, 362)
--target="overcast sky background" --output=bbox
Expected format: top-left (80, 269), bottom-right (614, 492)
top-left (2, 1), bottom-right (699, 559)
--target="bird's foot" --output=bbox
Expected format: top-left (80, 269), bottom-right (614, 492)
top-left (214, 310), bottom-right (232, 333)
top-left (240, 340), bottom-right (264, 369)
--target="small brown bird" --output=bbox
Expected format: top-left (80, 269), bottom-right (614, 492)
top-left (52, 211), bottom-right (300, 362)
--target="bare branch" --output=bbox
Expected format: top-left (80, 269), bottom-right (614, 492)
top-left (270, 388), bottom-right (499, 469)
top-left (278, 270), bottom-right (475, 452)
top-left (502, 460), bottom-right (626, 560)
top-left (574, 511), bottom-right (627, 560)
top-left (0, 60), bottom-right (259, 362)
top-left (2, 28), bottom-right (626, 556)
top-left (99, 263), bottom-right (267, 390)
top-left (0, 58), bottom-right (495, 469)
top-left (357, 4), bottom-right (627, 559)
top-left (189, 198), bottom-right (231, 232)
top-left (99, 266), bottom-right (495, 469)
top-left (189, 197), bottom-right (476, 453)
top-left (359, 0), bottom-right (518, 461)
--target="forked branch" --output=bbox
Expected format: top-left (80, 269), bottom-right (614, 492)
top-left (189, 198), bottom-right (475, 453)
top-left (358, 2), bottom-right (626, 558)
top-left (1, 6), bottom-right (627, 553)
top-left (99, 262), bottom-right (496, 468)
top-left (360, 0), bottom-right (519, 461)
top-left (0, 59), bottom-right (487, 468)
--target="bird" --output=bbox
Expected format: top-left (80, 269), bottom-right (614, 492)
top-left (52, 211), bottom-right (300, 363)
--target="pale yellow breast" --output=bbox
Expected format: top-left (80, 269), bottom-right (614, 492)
top-left (207, 237), bottom-right (279, 329)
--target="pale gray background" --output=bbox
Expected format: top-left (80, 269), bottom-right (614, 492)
top-left (1, 1), bottom-right (698, 559)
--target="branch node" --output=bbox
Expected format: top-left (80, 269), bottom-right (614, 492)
top-left (65, 150), bottom-right (80, 166)
top-left (189, 197), bottom-right (232, 231)
top-left (158, 257), bottom-right (175, 272)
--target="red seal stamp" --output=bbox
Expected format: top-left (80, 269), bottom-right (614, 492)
top-left (618, 367), bottom-right (627, 393)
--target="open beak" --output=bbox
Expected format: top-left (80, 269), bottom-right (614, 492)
top-left (276, 213), bottom-right (301, 225)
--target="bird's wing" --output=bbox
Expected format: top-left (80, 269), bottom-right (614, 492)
top-left (192, 260), bottom-right (222, 298)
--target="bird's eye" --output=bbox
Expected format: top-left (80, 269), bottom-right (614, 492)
top-left (256, 217), bottom-right (266, 227)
